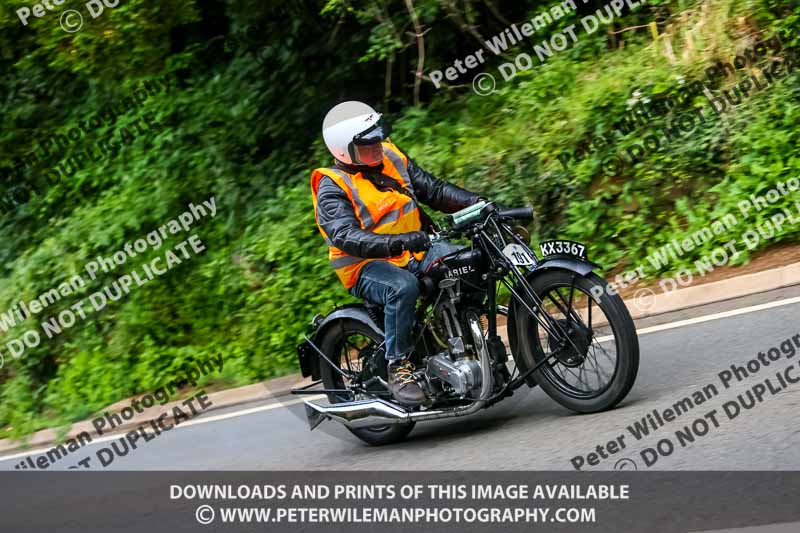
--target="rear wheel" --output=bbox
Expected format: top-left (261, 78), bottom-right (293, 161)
top-left (512, 270), bottom-right (639, 413)
top-left (318, 318), bottom-right (415, 445)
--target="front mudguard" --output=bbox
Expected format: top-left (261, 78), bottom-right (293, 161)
top-left (506, 255), bottom-right (600, 387)
top-left (296, 304), bottom-right (384, 381)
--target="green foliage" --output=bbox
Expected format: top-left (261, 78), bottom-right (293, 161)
top-left (0, 0), bottom-right (798, 439)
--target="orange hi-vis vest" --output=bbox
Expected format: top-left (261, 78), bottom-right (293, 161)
top-left (311, 142), bottom-right (425, 289)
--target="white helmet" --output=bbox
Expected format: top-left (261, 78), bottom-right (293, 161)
top-left (322, 101), bottom-right (392, 166)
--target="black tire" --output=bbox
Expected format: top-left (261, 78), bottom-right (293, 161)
top-left (513, 270), bottom-right (639, 413)
top-left (318, 318), bottom-right (415, 446)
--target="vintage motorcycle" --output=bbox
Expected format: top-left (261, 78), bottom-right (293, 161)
top-left (293, 201), bottom-right (639, 445)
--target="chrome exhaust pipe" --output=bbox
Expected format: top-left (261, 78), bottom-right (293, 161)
top-left (305, 398), bottom-right (411, 430)
top-left (305, 312), bottom-right (494, 430)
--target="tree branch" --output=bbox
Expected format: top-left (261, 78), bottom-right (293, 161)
top-left (403, 0), bottom-right (425, 106)
top-left (482, 0), bottom-right (512, 27)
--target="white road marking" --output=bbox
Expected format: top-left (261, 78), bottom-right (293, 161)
top-left (633, 295), bottom-right (800, 336)
top-left (2, 295), bottom-right (799, 465)
top-left (593, 295), bottom-right (800, 343)
top-left (0, 394), bottom-right (324, 464)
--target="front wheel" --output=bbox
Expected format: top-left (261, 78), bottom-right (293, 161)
top-left (318, 317), bottom-right (416, 445)
top-left (511, 270), bottom-right (639, 413)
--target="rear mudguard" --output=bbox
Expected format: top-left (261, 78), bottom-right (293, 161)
top-left (297, 304), bottom-right (383, 381)
top-left (506, 255), bottom-right (600, 387)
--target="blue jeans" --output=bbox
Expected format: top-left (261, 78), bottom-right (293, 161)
top-left (349, 241), bottom-right (465, 361)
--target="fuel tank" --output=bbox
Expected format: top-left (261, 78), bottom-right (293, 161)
top-left (423, 247), bottom-right (486, 289)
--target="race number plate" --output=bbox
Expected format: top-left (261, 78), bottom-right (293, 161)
top-left (539, 240), bottom-right (588, 259)
top-left (502, 243), bottom-right (536, 267)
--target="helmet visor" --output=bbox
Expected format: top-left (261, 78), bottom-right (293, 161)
top-left (352, 115), bottom-right (392, 145)
top-left (353, 143), bottom-right (384, 166)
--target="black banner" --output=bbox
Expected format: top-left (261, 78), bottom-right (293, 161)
top-left (2, 471), bottom-right (799, 532)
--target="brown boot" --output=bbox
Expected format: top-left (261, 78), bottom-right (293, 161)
top-left (387, 358), bottom-right (426, 406)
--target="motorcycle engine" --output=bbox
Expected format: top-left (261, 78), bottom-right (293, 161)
top-left (423, 277), bottom-right (484, 398)
top-left (426, 352), bottom-right (482, 398)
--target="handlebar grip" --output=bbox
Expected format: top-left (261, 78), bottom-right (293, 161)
top-left (498, 206), bottom-right (534, 221)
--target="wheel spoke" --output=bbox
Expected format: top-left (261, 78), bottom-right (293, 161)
top-left (577, 361), bottom-right (602, 377)
top-left (594, 346), bottom-right (615, 377)
top-left (546, 291), bottom-right (571, 322)
top-left (543, 289), bottom-right (593, 357)
top-left (343, 340), bottom-right (354, 374)
top-left (561, 366), bottom-right (590, 389)
top-left (586, 346), bottom-right (612, 384)
top-left (529, 281), bottom-right (625, 398)
top-left (576, 361), bottom-right (603, 392)
top-left (548, 288), bottom-right (585, 329)
top-left (591, 337), bottom-right (617, 364)
top-left (585, 352), bottom-right (606, 388)
top-left (560, 283), bottom-right (581, 327)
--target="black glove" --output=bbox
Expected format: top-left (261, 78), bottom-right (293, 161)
top-left (388, 232), bottom-right (431, 255)
top-left (477, 196), bottom-right (507, 212)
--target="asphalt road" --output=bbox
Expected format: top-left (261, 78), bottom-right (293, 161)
top-left (3, 286), bottom-right (800, 471)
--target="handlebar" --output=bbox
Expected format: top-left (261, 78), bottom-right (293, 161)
top-left (431, 202), bottom-right (534, 242)
top-left (496, 206), bottom-right (534, 221)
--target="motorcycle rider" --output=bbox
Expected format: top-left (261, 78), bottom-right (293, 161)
top-left (311, 101), bottom-right (485, 406)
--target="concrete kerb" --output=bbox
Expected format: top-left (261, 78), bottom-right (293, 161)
top-left (624, 261), bottom-right (800, 319)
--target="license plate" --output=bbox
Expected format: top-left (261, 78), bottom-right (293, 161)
top-left (539, 240), bottom-right (588, 259)
top-left (502, 243), bottom-right (536, 266)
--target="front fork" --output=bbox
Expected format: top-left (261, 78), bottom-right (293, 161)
top-left (485, 279), bottom-right (512, 388)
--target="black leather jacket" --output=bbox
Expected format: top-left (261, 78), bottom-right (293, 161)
top-left (315, 152), bottom-right (481, 259)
